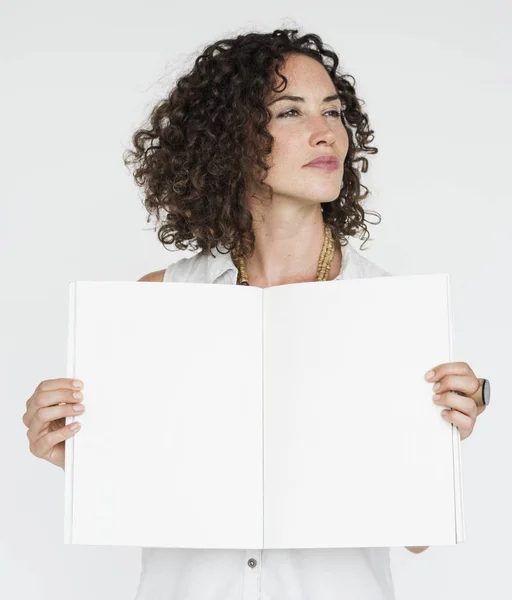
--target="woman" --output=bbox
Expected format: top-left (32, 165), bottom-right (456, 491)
top-left (23, 28), bottom-right (487, 600)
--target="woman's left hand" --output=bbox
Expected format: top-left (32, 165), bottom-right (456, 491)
top-left (425, 361), bottom-right (483, 441)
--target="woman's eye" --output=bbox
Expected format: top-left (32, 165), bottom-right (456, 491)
top-left (278, 109), bottom-right (341, 119)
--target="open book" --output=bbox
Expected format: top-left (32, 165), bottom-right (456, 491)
top-left (64, 273), bottom-right (464, 549)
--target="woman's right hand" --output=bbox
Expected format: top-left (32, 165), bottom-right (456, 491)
top-left (22, 378), bottom-right (85, 470)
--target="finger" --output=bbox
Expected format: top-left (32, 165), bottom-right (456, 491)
top-left (425, 361), bottom-right (473, 381)
top-left (440, 408), bottom-right (474, 441)
top-left (29, 421), bottom-right (82, 460)
top-left (431, 373), bottom-right (479, 397)
top-left (433, 391), bottom-right (477, 420)
top-left (34, 378), bottom-right (83, 396)
top-left (25, 378), bottom-right (83, 416)
top-left (27, 402), bottom-right (85, 443)
top-left (425, 362), bottom-right (479, 393)
top-left (24, 388), bottom-right (83, 428)
top-left (23, 388), bottom-right (84, 428)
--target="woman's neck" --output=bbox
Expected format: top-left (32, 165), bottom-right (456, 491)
top-left (241, 234), bottom-right (342, 288)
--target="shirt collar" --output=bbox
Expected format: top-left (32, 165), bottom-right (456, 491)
top-left (204, 241), bottom-right (353, 285)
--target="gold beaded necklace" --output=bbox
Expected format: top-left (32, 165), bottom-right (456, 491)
top-left (233, 223), bottom-right (336, 286)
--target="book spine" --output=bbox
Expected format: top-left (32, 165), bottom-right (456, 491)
top-left (64, 281), bottom-right (77, 544)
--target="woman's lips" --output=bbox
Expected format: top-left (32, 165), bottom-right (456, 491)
top-left (304, 162), bottom-right (339, 171)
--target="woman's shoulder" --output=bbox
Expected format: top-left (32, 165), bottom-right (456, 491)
top-left (137, 269), bottom-right (166, 282)
top-left (137, 253), bottom-right (206, 284)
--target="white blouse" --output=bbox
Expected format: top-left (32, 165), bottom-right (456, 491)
top-left (134, 240), bottom-right (397, 600)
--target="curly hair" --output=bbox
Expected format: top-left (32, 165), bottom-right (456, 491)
top-left (123, 27), bottom-right (381, 262)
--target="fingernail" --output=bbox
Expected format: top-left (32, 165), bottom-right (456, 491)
top-left (433, 382), bottom-right (441, 391)
top-left (73, 380), bottom-right (83, 388)
top-left (425, 370), bottom-right (435, 380)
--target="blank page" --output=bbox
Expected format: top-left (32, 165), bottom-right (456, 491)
top-left (65, 281), bottom-right (263, 548)
top-left (263, 274), bottom-right (461, 548)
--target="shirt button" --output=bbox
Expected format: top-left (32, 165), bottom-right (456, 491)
top-left (247, 558), bottom-right (257, 568)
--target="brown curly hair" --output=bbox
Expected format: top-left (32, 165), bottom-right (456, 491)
top-left (123, 28), bottom-right (381, 262)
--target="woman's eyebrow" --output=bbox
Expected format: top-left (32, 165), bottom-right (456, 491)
top-left (268, 94), bottom-right (342, 106)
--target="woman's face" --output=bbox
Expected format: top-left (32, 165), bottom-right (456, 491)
top-left (260, 53), bottom-right (349, 209)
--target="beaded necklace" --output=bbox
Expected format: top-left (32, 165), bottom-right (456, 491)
top-left (233, 223), bottom-right (336, 286)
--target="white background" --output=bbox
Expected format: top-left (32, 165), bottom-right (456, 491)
top-left (1, 0), bottom-right (509, 598)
